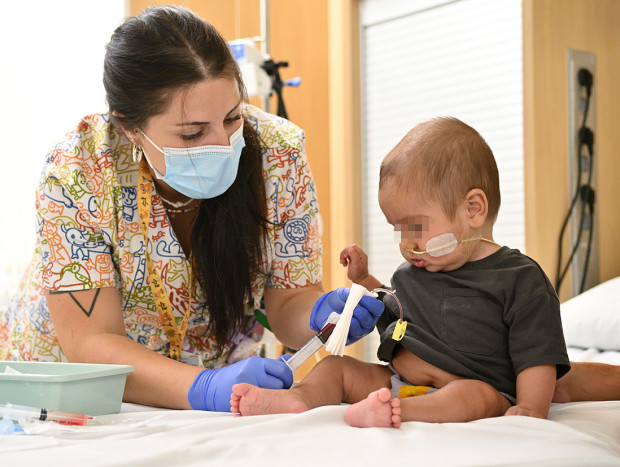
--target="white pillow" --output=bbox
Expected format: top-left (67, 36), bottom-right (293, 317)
top-left (561, 276), bottom-right (620, 351)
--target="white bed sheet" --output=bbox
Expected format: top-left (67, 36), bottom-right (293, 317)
top-left (569, 347), bottom-right (620, 365)
top-left (1, 399), bottom-right (619, 467)
top-left (2, 347), bottom-right (619, 467)
top-left (0, 310), bottom-right (618, 467)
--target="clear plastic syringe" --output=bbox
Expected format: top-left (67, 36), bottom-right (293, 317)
top-left (281, 312), bottom-right (340, 374)
top-left (0, 402), bottom-right (93, 426)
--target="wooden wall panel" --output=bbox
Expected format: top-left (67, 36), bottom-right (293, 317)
top-left (268, 0), bottom-right (332, 290)
top-left (523, 0), bottom-right (620, 301)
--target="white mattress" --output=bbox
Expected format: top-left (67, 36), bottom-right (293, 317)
top-left (2, 398), bottom-right (619, 467)
top-left (2, 347), bottom-right (619, 467)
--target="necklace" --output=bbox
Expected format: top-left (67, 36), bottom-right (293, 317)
top-left (164, 202), bottom-right (200, 218)
top-left (157, 191), bottom-right (195, 209)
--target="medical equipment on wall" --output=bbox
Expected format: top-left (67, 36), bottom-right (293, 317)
top-left (229, 38), bottom-right (300, 119)
top-left (556, 59), bottom-right (597, 296)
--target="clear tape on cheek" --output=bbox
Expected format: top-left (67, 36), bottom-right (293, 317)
top-left (404, 233), bottom-right (459, 257)
top-left (421, 233), bottom-right (459, 257)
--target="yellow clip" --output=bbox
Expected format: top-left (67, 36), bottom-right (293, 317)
top-left (398, 385), bottom-right (432, 398)
top-left (392, 320), bottom-right (407, 341)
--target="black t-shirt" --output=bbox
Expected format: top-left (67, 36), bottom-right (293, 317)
top-left (377, 247), bottom-right (570, 397)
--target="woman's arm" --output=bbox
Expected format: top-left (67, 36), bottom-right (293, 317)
top-left (263, 282), bottom-right (325, 350)
top-left (46, 287), bottom-right (202, 409)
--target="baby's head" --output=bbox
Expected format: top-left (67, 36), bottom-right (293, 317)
top-left (380, 117), bottom-right (500, 221)
top-left (378, 117), bottom-right (501, 271)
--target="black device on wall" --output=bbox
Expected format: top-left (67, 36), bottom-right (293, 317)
top-left (555, 67), bottom-right (596, 295)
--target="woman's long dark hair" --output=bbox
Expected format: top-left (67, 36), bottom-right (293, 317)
top-left (104, 5), bottom-right (268, 357)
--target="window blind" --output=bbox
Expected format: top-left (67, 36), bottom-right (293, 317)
top-left (360, 0), bottom-right (523, 361)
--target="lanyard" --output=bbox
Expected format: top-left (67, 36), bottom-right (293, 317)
top-left (137, 161), bottom-right (193, 360)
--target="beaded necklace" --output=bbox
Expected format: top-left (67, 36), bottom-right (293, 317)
top-left (162, 201), bottom-right (200, 218)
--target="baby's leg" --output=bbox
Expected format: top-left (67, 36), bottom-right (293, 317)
top-left (231, 355), bottom-right (392, 416)
top-left (396, 379), bottom-right (511, 423)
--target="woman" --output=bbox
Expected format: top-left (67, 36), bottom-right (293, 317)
top-left (0, 5), bottom-right (383, 412)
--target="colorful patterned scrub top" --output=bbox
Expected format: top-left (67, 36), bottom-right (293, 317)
top-left (0, 105), bottom-right (322, 368)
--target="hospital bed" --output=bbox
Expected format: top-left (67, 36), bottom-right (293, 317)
top-left (1, 277), bottom-right (620, 466)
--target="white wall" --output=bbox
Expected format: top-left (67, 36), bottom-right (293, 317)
top-left (0, 0), bottom-right (126, 304)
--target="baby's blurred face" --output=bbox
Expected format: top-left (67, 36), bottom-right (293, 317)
top-left (378, 180), bottom-right (476, 272)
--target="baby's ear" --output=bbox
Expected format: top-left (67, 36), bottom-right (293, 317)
top-left (465, 188), bottom-right (488, 228)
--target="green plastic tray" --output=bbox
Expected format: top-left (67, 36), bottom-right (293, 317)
top-left (0, 361), bottom-right (134, 416)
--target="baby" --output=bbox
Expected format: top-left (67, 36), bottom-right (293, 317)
top-left (231, 117), bottom-right (570, 427)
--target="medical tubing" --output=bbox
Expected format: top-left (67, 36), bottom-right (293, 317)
top-left (578, 182), bottom-right (595, 294)
top-left (557, 192), bottom-right (588, 289)
top-left (555, 153), bottom-right (583, 291)
top-left (556, 133), bottom-right (594, 293)
top-left (577, 153), bottom-right (595, 294)
top-left (555, 71), bottom-right (589, 291)
top-left (555, 186), bottom-right (579, 290)
top-left (579, 208), bottom-right (594, 294)
top-left (555, 86), bottom-right (593, 293)
top-left (372, 288), bottom-right (403, 323)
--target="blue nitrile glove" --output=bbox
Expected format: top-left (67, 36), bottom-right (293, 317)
top-left (310, 287), bottom-right (385, 345)
top-left (188, 355), bottom-right (294, 412)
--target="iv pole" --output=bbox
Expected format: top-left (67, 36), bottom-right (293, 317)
top-left (260, 0), bottom-right (271, 113)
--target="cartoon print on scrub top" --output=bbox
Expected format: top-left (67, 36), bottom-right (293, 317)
top-left (258, 124), bottom-right (320, 288)
top-left (1, 106), bottom-right (321, 366)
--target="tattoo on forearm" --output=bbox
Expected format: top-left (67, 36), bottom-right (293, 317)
top-left (49, 289), bottom-right (101, 317)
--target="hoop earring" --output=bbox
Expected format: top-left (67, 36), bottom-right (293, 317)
top-left (132, 145), bottom-right (144, 164)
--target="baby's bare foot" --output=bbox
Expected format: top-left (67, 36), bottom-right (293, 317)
top-left (230, 387), bottom-right (243, 415)
top-left (345, 387), bottom-right (401, 428)
top-left (231, 383), bottom-right (310, 416)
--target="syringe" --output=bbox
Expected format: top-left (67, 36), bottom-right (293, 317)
top-left (281, 312), bottom-right (340, 374)
top-left (0, 403), bottom-right (93, 426)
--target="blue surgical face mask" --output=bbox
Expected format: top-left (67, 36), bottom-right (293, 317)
top-left (140, 119), bottom-right (245, 199)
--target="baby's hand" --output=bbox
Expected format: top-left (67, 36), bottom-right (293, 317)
top-left (504, 405), bottom-right (546, 419)
top-left (340, 244), bottom-right (370, 283)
